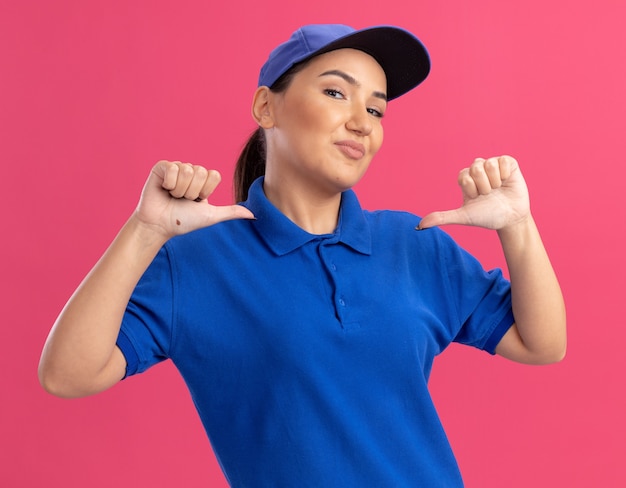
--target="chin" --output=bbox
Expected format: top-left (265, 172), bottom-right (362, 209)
top-left (331, 175), bottom-right (365, 193)
top-left (332, 166), bottom-right (370, 188)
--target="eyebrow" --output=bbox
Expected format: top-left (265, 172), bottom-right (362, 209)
top-left (319, 69), bottom-right (388, 101)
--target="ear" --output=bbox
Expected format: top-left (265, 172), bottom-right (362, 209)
top-left (252, 86), bottom-right (275, 129)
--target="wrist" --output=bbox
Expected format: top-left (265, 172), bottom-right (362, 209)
top-left (497, 214), bottom-right (540, 254)
top-left (125, 213), bottom-right (171, 251)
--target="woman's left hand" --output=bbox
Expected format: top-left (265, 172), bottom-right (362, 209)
top-left (418, 155), bottom-right (530, 230)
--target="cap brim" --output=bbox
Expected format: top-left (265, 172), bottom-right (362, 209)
top-left (310, 26), bottom-right (430, 100)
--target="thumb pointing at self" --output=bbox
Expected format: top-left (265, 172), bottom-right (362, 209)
top-left (416, 208), bottom-right (470, 230)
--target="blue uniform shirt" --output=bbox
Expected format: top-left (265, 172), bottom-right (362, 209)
top-left (117, 177), bottom-right (514, 487)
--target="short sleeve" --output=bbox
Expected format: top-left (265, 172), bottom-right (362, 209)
top-left (116, 245), bottom-right (176, 377)
top-left (438, 231), bottom-right (514, 354)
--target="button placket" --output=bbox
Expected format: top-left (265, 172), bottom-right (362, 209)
top-left (319, 243), bottom-right (346, 324)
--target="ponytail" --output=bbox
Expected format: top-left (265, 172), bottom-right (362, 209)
top-left (233, 127), bottom-right (266, 203)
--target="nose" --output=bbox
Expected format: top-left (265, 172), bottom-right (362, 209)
top-left (345, 103), bottom-right (373, 136)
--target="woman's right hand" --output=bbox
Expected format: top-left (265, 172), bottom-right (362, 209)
top-left (135, 160), bottom-right (255, 238)
top-left (39, 160), bottom-right (255, 398)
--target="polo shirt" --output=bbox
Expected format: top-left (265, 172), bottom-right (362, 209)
top-left (117, 176), bottom-right (514, 487)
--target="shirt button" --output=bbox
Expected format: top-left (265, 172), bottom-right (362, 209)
top-left (339, 298), bottom-right (346, 306)
top-left (331, 263), bottom-right (337, 271)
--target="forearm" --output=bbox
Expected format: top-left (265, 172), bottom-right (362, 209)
top-left (496, 215), bottom-right (566, 364)
top-left (38, 215), bottom-right (168, 397)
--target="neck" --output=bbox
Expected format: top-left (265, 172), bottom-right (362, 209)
top-left (262, 173), bottom-right (342, 235)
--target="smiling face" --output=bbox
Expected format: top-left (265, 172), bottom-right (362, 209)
top-left (258, 48), bottom-right (387, 199)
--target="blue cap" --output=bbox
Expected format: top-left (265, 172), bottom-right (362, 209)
top-left (258, 24), bottom-right (430, 100)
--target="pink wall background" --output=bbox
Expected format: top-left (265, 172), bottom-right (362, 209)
top-left (2, 0), bottom-right (625, 486)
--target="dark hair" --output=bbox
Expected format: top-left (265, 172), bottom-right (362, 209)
top-left (233, 60), bottom-right (310, 202)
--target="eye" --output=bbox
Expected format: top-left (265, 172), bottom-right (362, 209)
top-left (367, 107), bottom-right (384, 118)
top-left (324, 88), bottom-right (345, 99)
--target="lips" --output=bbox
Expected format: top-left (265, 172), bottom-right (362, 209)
top-left (335, 140), bottom-right (366, 160)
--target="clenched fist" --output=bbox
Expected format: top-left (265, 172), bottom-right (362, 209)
top-left (418, 155), bottom-right (530, 231)
top-left (134, 160), bottom-right (255, 238)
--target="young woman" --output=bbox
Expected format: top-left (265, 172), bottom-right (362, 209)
top-left (39, 24), bottom-right (566, 487)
